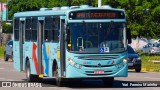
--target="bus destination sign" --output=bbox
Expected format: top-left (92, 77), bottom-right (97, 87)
top-left (69, 10), bottom-right (125, 20)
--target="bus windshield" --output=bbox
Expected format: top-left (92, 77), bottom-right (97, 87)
top-left (67, 22), bottom-right (126, 53)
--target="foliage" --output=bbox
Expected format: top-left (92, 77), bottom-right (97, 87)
top-left (140, 54), bottom-right (160, 72)
top-left (7, 0), bottom-right (47, 19)
top-left (1, 0), bottom-right (6, 3)
top-left (0, 46), bottom-right (4, 58)
top-left (6, 0), bottom-right (160, 39)
top-left (2, 22), bottom-right (12, 33)
top-left (48, 0), bottom-right (68, 7)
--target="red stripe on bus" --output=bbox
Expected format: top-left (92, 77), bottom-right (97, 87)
top-left (32, 43), bottom-right (38, 74)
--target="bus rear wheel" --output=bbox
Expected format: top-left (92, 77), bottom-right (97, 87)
top-left (26, 61), bottom-right (42, 82)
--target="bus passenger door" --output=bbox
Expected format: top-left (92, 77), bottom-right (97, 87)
top-left (38, 17), bottom-right (44, 75)
top-left (60, 17), bottom-right (66, 77)
top-left (19, 18), bottom-right (25, 71)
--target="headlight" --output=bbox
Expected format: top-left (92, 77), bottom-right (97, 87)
top-left (68, 57), bottom-right (82, 69)
top-left (116, 62), bottom-right (124, 68)
top-left (133, 57), bottom-right (141, 61)
top-left (136, 57), bottom-right (141, 60)
top-left (123, 58), bottom-right (127, 63)
top-left (116, 58), bottom-right (128, 68)
top-left (116, 59), bottom-right (126, 68)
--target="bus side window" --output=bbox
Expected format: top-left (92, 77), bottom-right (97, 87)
top-left (31, 17), bottom-right (38, 41)
top-left (14, 18), bottom-right (20, 41)
top-left (52, 18), bottom-right (60, 42)
top-left (25, 17), bottom-right (32, 41)
top-left (44, 16), bottom-right (52, 42)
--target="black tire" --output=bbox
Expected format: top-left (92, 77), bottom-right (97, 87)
top-left (53, 64), bottom-right (64, 87)
top-left (103, 77), bottom-right (114, 87)
top-left (26, 61), bottom-right (42, 82)
top-left (135, 64), bottom-right (141, 72)
top-left (135, 68), bottom-right (141, 72)
top-left (56, 78), bottom-right (65, 87)
top-left (11, 52), bottom-right (13, 62)
top-left (4, 52), bottom-right (8, 61)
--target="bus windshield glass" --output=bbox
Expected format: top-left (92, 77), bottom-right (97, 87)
top-left (67, 22), bottom-right (126, 53)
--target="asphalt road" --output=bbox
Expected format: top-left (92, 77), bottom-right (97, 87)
top-left (0, 59), bottom-right (160, 90)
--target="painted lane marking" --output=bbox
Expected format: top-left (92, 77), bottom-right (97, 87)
top-left (152, 88), bottom-right (160, 90)
top-left (0, 68), bottom-right (4, 69)
top-left (0, 78), bottom-right (14, 81)
top-left (144, 77), bottom-right (160, 80)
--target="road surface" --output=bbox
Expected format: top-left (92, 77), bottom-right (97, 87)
top-left (0, 59), bottom-right (160, 90)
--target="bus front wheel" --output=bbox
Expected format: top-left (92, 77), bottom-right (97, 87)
top-left (103, 77), bottom-right (114, 87)
top-left (53, 64), bottom-right (64, 86)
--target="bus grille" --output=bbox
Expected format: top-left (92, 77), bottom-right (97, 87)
top-left (76, 55), bottom-right (120, 60)
top-left (83, 65), bottom-right (113, 68)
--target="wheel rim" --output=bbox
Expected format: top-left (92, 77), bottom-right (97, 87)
top-left (26, 64), bottom-right (30, 79)
top-left (55, 65), bottom-right (60, 84)
top-left (56, 65), bottom-right (58, 78)
top-left (4, 54), bottom-right (6, 60)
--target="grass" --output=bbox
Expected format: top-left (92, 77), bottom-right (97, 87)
top-left (140, 54), bottom-right (160, 72)
top-left (0, 46), bottom-right (4, 58)
top-left (137, 50), bottom-right (160, 72)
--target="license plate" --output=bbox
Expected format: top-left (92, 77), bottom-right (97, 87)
top-left (128, 63), bottom-right (133, 66)
top-left (94, 70), bottom-right (104, 74)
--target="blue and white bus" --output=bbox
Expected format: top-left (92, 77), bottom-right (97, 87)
top-left (13, 5), bottom-right (131, 86)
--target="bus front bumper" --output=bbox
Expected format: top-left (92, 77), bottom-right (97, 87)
top-left (65, 63), bottom-right (128, 78)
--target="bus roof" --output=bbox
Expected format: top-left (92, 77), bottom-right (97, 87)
top-left (14, 5), bottom-right (125, 17)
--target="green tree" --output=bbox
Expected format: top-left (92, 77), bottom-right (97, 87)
top-left (117, 0), bottom-right (160, 38)
top-left (1, 0), bottom-right (6, 3)
top-left (6, 0), bottom-right (160, 38)
top-left (2, 22), bottom-right (12, 33)
top-left (7, 0), bottom-right (47, 19)
top-left (48, 0), bottom-right (68, 7)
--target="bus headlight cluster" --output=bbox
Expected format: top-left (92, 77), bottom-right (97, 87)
top-left (116, 62), bottom-right (124, 68)
top-left (68, 58), bottom-right (82, 69)
top-left (123, 58), bottom-right (128, 63)
top-left (133, 57), bottom-right (141, 61)
top-left (116, 58), bottom-right (127, 68)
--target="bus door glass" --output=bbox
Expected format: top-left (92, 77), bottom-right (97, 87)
top-left (38, 17), bottom-right (44, 74)
top-left (19, 18), bottom-right (25, 71)
top-left (60, 17), bottom-right (66, 77)
top-left (13, 18), bottom-right (21, 71)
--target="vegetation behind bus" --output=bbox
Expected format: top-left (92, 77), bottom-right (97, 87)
top-left (2, 22), bottom-right (13, 33)
top-left (6, 0), bottom-right (160, 39)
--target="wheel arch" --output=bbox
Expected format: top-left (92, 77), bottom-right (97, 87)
top-left (25, 56), bottom-right (30, 71)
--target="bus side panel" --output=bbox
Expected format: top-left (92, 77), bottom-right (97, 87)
top-left (24, 42), bottom-right (37, 75)
top-left (42, 42), bottom-right (50, 76)
top-left (42, 42), bottom-right (60, 77)
top-left (13, 41), bottom-right (20, 71)
top-left (31, 42), bottom-right (39, 75)
top-left (49, 43), bottom-right (60, 77)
